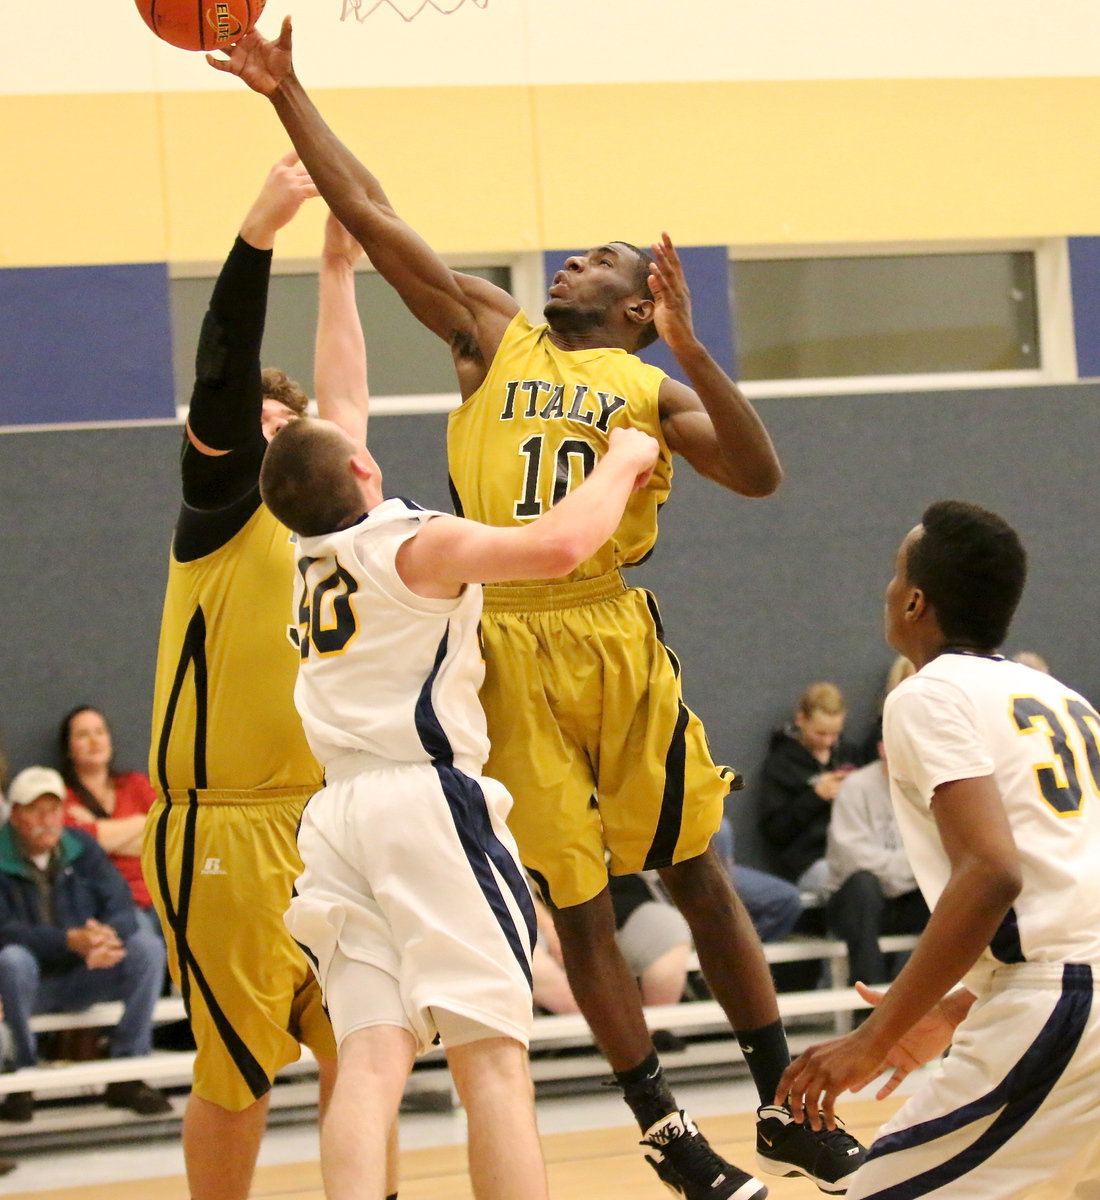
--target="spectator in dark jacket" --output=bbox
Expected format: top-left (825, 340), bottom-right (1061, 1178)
top-left (0, 767), bottom-right (170, 1121)
top-left (759, 682), bottom-right (859, 895)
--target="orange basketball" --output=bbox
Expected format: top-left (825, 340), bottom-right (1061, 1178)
top-left (134, 0), bottom-right (265, 52)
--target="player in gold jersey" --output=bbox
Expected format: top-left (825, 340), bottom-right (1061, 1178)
top-left (144, 160), bottom-right (382, 1200)
top-left (215, 23), bottom-right (866, 1198)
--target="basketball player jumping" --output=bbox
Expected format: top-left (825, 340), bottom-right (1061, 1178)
top-left (211, 21), bottom-right (866, 1198)
top-left (780, 501), bottom-right (1100, 1199)
top-left (143, 161), bottom-right (384, 1200)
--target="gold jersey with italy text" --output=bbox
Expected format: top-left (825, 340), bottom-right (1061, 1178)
top-left (149, 503), bottom-right (322, 801)
top-left (448, 311), bottom-right (673, 582)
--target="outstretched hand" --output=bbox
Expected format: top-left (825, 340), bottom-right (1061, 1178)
top-left (777, 980), bottom-right (964, 1129)
top-left (776, 1022), bottom-right (892, 1131)
top-left (648, 233), bottom-right (696, 353)
top-left (853, 982), bottom-right (958, 1100)
top-left (207, 16), bottom-right (295, 97)
top-left (322, 211), bottom-right (366, 269)
top-left (240, 150), bottom-right (320, 249)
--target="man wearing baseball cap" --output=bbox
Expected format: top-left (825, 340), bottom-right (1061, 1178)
top-left (0, 766), bottom-right (170, 1120)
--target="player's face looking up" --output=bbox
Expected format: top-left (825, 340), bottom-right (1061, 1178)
top-left (262, 398), bottom-right (299, 442)
top-left (544, 243), bottom-right (650, 330)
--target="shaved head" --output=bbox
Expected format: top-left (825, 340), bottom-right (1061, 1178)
top-left (260, 417), bottom-right (365, 536)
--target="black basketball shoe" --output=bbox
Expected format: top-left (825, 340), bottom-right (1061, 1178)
top-left (641, 1109), bottom-right (769, 1200)
top-left (755, 1104), bottom-right (866, 1194)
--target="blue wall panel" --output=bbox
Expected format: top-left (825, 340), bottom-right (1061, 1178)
top-left (1069, 237), bottom-right (1100, 379)
top-left (0, 263), bottom-right (175, 426)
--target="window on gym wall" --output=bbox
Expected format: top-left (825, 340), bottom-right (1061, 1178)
top-left (169, 263), bottom-right (514, 409)
top-left (729, 242), bottom-right (1074, 394)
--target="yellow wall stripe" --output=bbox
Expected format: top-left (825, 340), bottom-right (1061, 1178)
top-left (4, 76), bottom-right (1100, 268)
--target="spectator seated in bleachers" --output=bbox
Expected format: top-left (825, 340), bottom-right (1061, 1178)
top-left (711, 815), bottom-right (802, 942)
top-left (0, 767), bottom-right (171, 1121)
top-left (823, 741), bottom-right (929, 989)
top-left (59, 706), bottom-right (161, 943)
top-left (759, 681), bottom-right (860, 897)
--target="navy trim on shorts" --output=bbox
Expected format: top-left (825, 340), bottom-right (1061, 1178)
top-left (644, 699), bottom-right (690, 869)
top-left (152, 795), bottom-right (274, 1101)
top-left (434, 768), bottom-right (535, 989)
top-left (290, 843), bottom-right (322, 978)
top-left (860, 964), bottom-right (1093, 1199)
top-left (413, 625), bottom-right (535, 987)
top-left (641, 591), bottom-right (689, 869)
top-left (526, 867), bottom-right (553, 907)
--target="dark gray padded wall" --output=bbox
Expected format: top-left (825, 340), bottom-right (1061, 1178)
top-left (0, 415), bottom-right (450, 783)
top-left (0, 425), bottom-right (179, 776)
top-left (2, 386), bottom-right (1098, 869)
top-left (628, 383), bottom-right (1100, 862)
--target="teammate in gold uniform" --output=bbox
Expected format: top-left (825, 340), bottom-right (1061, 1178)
top-left (143, 161), bottom-right (368, 1200)
top-left (217, 25), bottom-right (866, 1199)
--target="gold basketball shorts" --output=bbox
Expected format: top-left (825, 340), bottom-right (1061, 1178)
top-left (142, 788), bottom-right (336, 1111)
top-left (479, 573), bottom-right (731, 909)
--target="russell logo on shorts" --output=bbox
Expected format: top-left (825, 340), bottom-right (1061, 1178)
top-left (200, 857), bottom-right (228, 876)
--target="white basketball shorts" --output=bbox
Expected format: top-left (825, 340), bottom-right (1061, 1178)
top-left (285, 756), bottom-right (536, 1054)
top-left (848, 961), bottom-right (1100, 1200)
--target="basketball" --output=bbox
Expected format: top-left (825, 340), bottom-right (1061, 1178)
top-left (133, 0), bottom-right (265, 52)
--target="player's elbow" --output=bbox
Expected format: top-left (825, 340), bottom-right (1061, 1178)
top-left (734, 461), bottom-right (783, 498)
top-left (976, 857), bottom-right (1023, 913)
top-left (530, 531), bottom-right (593, 579)
top-left (740, 471), bottom-right (782, 499)
top-left (711, 459), bottom-right (783, 498)
top-left (333, 197), bottom-right (390, 250)
top-left (995, 861), bottom-right (1023, 905)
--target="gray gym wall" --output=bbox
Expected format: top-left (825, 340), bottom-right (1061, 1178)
top-left (2, 383), bottom-right (1097, 867)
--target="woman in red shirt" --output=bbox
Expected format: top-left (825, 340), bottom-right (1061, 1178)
top-left (59, 705), bottom-right (161, 940)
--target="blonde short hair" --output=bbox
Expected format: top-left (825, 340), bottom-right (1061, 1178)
top-left (797, 681), bottom-right (846, 719)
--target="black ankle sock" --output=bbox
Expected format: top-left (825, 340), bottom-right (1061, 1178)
top-left (735, 1019), bottom-right (791, 1105)
top-left (614, 1050), bottom-right (678, 1132)
top-left (387, 1193), bottom-right (398, 1199)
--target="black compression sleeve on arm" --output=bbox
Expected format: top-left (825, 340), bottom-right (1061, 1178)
top-left (186, 236), bottom-right (273, 453)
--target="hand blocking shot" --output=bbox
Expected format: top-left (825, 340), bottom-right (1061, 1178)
top-left (260, 417), bottom-right (659, 1200)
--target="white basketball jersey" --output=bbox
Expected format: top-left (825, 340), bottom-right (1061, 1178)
top-left (884, 652), bottom-right (1100, 972)
top-left (290, 498), bottom-right (490, 770)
